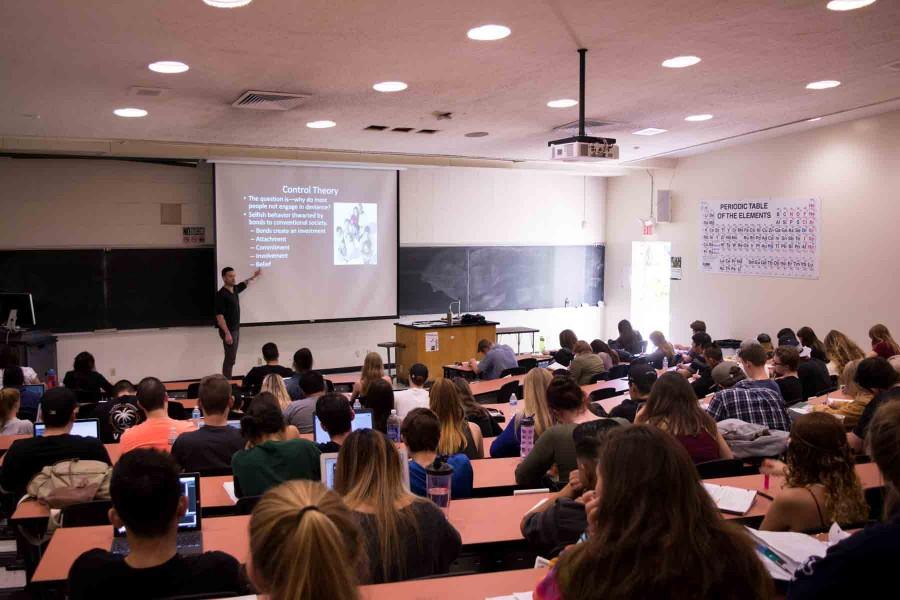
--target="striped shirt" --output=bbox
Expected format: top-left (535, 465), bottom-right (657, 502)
top-left (706, 380), bottom-right (791, 432)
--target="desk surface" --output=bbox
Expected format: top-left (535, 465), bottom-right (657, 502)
top-left (360, 568), bottom-right (545, 600)
top-left (467, 375), bottom-right (527, 397)
top-left (496, 327), bottom-right (540, 335)
top-left (445, 353), bottom-right (553, 374)
top-left (164, 379), bottom-right (242, 393)
top-left (33, 493), bottom-right (549, 584)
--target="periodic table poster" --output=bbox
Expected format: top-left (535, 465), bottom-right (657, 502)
top-left (699, 198), bottom-right (820, 279)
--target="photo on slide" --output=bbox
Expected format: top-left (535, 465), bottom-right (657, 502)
top-left (334, 202), bottom-right (377, 265)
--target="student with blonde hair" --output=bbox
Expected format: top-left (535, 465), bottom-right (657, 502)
top-left (429, 378), bottom-right (483, 458)
top-left (868, 323), bottom-right (900, 360)
top-left (260, 373), bottom-right (291, 411)
top-left (249, 480), bottom-right (363, 600)
top-left (0, 388), bottom-right (33, 435)
top-left (491, 368), bottom-right (554, 457)
top-left (813, 359), bottom-right (873, 428)
top-left (334, 429), bottom-right (461, 583)
top-left (351, 351), bottom-right (390, 401)
top-left (824, 329), bottom-right (866, 377)
top-left (647, 330), bottom-right (676, 369)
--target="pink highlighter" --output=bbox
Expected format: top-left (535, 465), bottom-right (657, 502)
top-left (764, 474), bottom-right (770, 490)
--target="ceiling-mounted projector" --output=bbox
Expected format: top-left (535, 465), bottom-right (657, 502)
top-left (549, 49), bottom-right (619, 162)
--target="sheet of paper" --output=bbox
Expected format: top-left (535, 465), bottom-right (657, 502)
top-left (223, 481), bottom-right (238, 504)
top-left (828, 522), bottom-right (851, 545)
top-left (750, 529), bottom-right (828, 565)
top-left (702, 483), bottom-right (756, 514)
top-left (486, 594), bottom-right (533, 600)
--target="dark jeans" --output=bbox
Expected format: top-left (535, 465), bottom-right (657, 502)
top-left (220, 328), bottom-right (239, 378)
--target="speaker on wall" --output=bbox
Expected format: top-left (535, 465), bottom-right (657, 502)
top-left (656, 190), bottom-right (672, 223)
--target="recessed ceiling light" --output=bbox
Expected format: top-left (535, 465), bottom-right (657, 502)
top-left (633, 128), bottom-right (668, 136)
top-left (373, 81), bottom-right (408, 93)
top-left (202, 0), bottom-right (253, 7)
top-left (547, 99), bottom-right (578, 108)
top-left (306, 120), bottom-right (336, 129)
top-left (685, 114), bottom-right (713, 122)
top-left (806, 80), bottom-right (841, 90)
top-left (465, 131), bottom-right (489, 138)
top-left (114, 108), bottom-right (148, 118)
top-left (826, 0), bottom-right (876, 11)
top-left (467, 24), bottom-right (511, 41)
top-left (661, 55), bottom-right (701, 68)
top-left (148, 61), bottom-right (189, 74)
top-left (808, 117), bottom-right (823, 122)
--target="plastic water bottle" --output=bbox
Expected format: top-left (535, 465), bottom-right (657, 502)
top-left (509, 392), bottom-right (518, 408)
top-left (538, 336), bottom-right (546, 353)
top-left (353, 397), bottom-right (362, 411)
top-left (45, 369), bottom-right (58, 389)
top-left (192, 407), bottom-right (202, 427)
top-left (520, 416), bottom-right (535, 458)
top-left (662, 357), bottom-right (669, 370)
top-left (168, 425), bottom-right (178, 446)
top-left (386, 409), bottom-right (401, 442)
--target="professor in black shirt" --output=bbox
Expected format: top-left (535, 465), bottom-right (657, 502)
top-left (214, 267), bottom-right (260, 378)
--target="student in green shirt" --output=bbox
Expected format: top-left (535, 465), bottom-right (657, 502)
top-left (232, 396), bottom-right (320, 498)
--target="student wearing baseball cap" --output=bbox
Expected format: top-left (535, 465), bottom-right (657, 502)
top-left (609, 363), bottom-right (658, 423)
top-left (0, 387), bottom-right (111, 500)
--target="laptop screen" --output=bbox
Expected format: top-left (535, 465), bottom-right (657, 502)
top-left (314, 410), bottom-right (373, 444)
top-left (34, 418), bottom-right (99, 439)
top-left (114, 473), bottom-right (201, 537)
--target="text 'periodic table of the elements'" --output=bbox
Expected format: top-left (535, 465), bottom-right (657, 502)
top-left (700, 198), bottom-right (820, 279)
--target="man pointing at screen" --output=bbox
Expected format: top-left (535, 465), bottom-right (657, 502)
top-left (215, 267), bottom-right (261, 378)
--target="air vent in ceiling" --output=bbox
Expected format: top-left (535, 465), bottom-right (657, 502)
top-left (391, 127), bottom-right (415, 132)
top-left (416, 129), bottom-right (439, 134)
top-left (231, 90), bottom-right (311, 111)
top-left (553, 118), bottom-right (620, 135)
top-left (129, 86), bottom-right (168, 97)
top-left (365, 125), bottom-right (389, 131)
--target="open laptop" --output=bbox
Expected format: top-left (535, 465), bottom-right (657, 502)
top-left (34, 418), bottom-right (99, 438)
top-left (111, 473), bottom-right (203, 556)
top-left (313, 409), bottom-right (373, 444)
top-left (320, 446), bottom-right (409, 490)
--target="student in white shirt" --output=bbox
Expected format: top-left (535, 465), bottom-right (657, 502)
top-left (0, 345), bottom-right (40, 386)
top-left (393, 363), bottom-right (430, 419)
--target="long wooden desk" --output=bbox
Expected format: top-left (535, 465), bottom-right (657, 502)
top-left (164, 378), bottom-right (242, 393)
top-left (360, 568), bottom-right (546, 600)
top-left (32, 493), bottom-right (552, 584)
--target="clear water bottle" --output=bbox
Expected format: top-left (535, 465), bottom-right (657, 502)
top-left (168, 425), bottom-right (178, 446)
top-left (192, 407), bottom-right (202, 427)
top-left (662, 356), bottom-right (669, 370)
top-left (386, 409), bottom-right (401, 442)
top-left (353, 397), bottom-right (362, 411)
top-left (538, 336), bottom-right (546, 353)
top-left (45, 369), bottom-right (58, 389)
top-left (509, 392), bottom-right (518, 408)
top-left (520, 415), bottom-right (535, 457)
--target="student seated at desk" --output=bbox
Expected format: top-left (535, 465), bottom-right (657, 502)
top-left (284, 346), bottom-right (313, 400)
top-left (119, 378), bottom-right (196, 454)
top-left (393, 362), bottom-right (429, 419)
top-left (361, 378), bottom-right (394, 434)
top-left (772, 345), bottom-right (805, 406)
top-left (789, 401), bottom-right (900, 598)
top-left (0, 388), bottom-right (33, 435)
top-left (430, 378), bottom-right (483, 459)
top-left (248, 480), bottom-right (363, 600)
top-left (63, 351), bottom-right (114, 398)
top-left (867, 323), bottom-right (899, 360)
top-left (521, 419), bottom-right (621, 558)
top-left (453, 377), bottom-right (502, 437)
top-left (534, 426), bottom-right (771, 600)
top-left (824, 329), bottom-right (866, 378)
top-left (242, 342), bottom-right (294, 394)
top-left (682, 342), bottom-right (721, 398)
top-left (283, 370), bottom-right (326, 434)
top-left (0, 345), bottom-right (39, 386)
top-left (589, 339), bottom-right (619, 371)
top-left (637, 372), bottom-right (733, 463)
top-left (491, 367), bottom-right (555, 458)
top-left (68, 449), bottom-right (245, 600)
top-left (171, 374), bottom-right (244, 473)
top-left (350, 351), bottom-right (391, 402)
top-left (610, 319), bottom-right (643, 357)
top-left (0, 388), bottom-right (110, 500)
top-left (608, 362), bottom-right (657, 423)
top-left (846, 357), bottom-right (900, 453)
top-left (261, 372), bottom-right (293, 411)
top-left (673, 320), bottom-right (707, 352)
top-left (467, 339), bottom-right (518, 380)
top-left (758, 413), bottom-right (867, 533)
top-left (315, 392), bottom-right (355, 453)
top-left (797, 326), bottom-right (828, 363)
top-left (515, 376), bottom-right (604, 488)
top-left (552, 329), bottom-right (578, 367)
top-left (568, 340), bottom-right (607, 385)
top-left (401, 408), bottom-right (473, 499)
top-left (95, 379), bottom-right (143, 443)
top-left (813, 359), bottom-right (872, 428)
top-left (335, 429), bottom-right (461, 583)
top-left (645, 330), bottom-right (676, 369)
top-left (232, 399), bottom-right (320, 498)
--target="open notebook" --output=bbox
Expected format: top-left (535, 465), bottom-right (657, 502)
top-left (746, 528), bottom-right (829, 581)
top-left (702, 482), bottom-right (757, 515)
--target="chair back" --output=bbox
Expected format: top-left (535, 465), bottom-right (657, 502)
top-left (499, 367), bottom-right (526, 378)
top-left (517, 358), bottom-right (538, 373)
top-left (496, 381), bottom-right (523, 404)
top-left (60, 500), bottom-right (113, 528)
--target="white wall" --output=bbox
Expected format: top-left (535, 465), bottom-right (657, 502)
top-left (605, 109), bottom-right (900, 348)
top-left (0, 159), bottom-right (606, 381)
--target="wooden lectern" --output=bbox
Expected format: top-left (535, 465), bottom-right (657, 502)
top-left (394, 321), bottom-right (498, 383)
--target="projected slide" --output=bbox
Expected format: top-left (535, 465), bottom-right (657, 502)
top-left (215, 163), bottom-right (398, 324)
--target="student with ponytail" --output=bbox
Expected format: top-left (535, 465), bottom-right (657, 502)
top-left (249, 480), bottom-right (363, 600)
